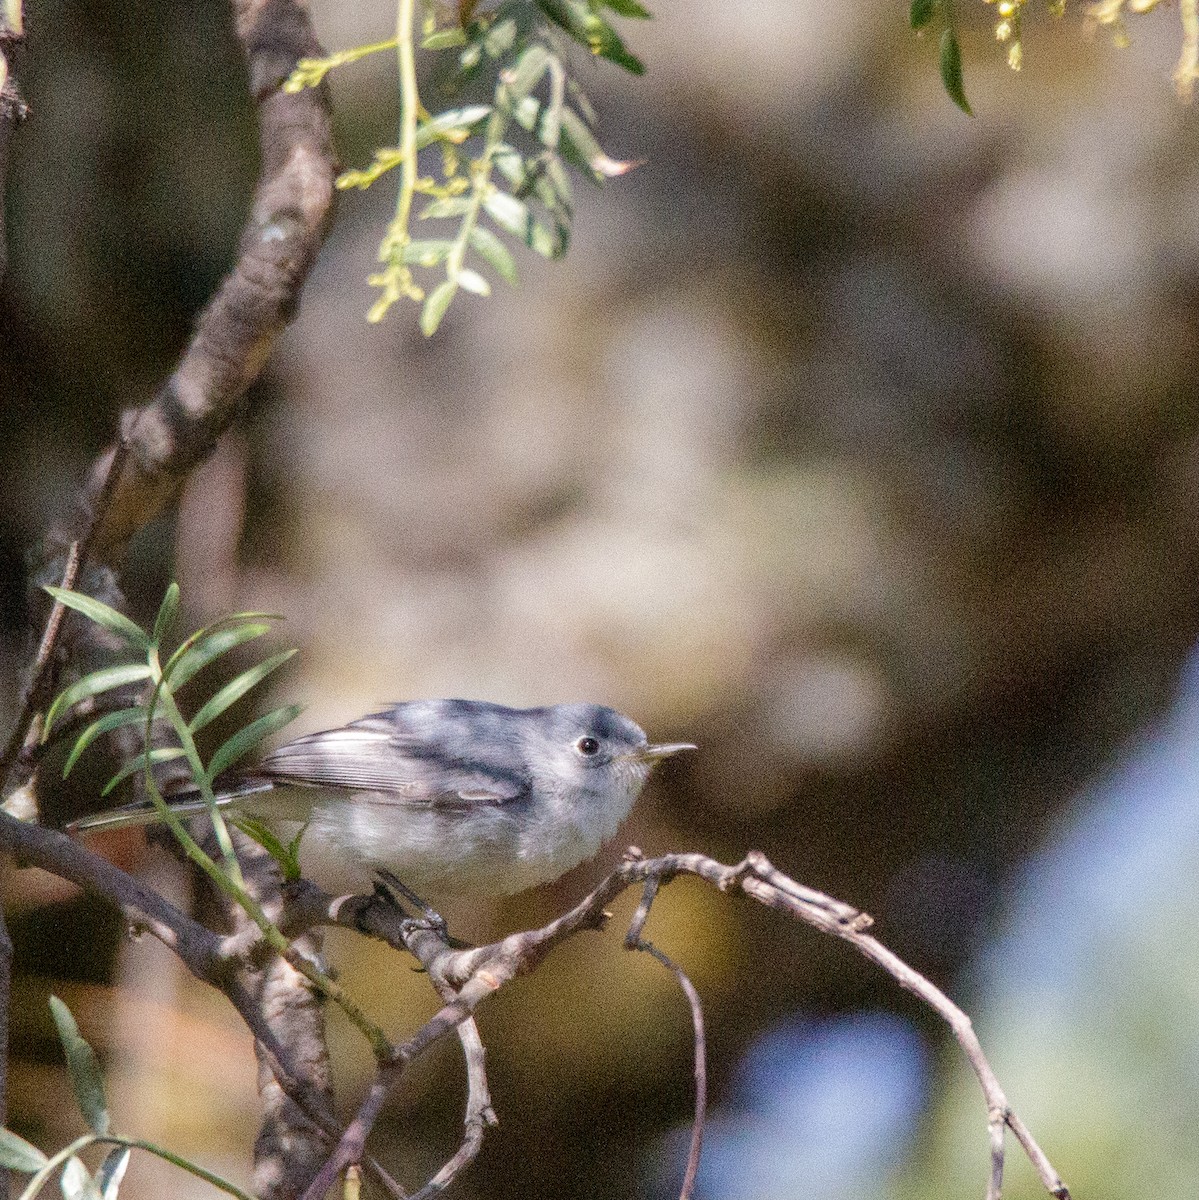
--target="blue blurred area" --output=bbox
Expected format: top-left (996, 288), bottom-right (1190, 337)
top-left (658, 1011), bottom-right (929, 1200)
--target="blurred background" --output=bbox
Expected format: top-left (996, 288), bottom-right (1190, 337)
top-left (3, 0), bottom-right (1199, 1197)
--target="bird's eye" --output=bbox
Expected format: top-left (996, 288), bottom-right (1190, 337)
top-left (576, 736), bottom-right (600, 756)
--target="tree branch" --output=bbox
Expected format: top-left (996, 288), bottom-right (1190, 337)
top-left (62, 0), bottom-right (336, 568)
top-left (288, 850), bottom-right (1069, 1200)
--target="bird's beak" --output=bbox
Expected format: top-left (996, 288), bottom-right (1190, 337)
top-left (638, 742), bottom-right (698, 763)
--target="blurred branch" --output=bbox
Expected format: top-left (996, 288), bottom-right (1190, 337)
top-left (0, 440), bottom-right (130, 796)
top-left (62, 0), bottom-right (336, 568)
top-left (287, 850), bottom-right (1070, 1200)
top-left (0, 0), bottom-right (25, 285)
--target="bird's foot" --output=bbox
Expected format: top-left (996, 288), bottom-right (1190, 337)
top-left (373, 869), bottom-right (471, 947)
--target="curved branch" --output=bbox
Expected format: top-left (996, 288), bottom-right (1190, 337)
top-left (66, 0), bottom-right (337, 567)
top-left (291, 850), bottom-right (1070, 1200)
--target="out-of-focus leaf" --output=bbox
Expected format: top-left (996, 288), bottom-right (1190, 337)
top-left (422, 27), bottom-right (467, 49)
top-left (63, 708), bottom-right (148, 778)
top-left (166, 622), bottom-right (273, 690)
top-left (206, 704), bottom-right (303, 783)
top-left (60, 1155), bottom-right (102, 1200)
top-left (403, 240), bottom-right (456, 267)
top-left (0, 1129), bottom-right (49, 1173)
top-left (483, 16), bottom-right (517, 57)
top-left (939, 26), bottom-right (972, 114)
top-left (151, 583), bottom-right (180, 648)
top-left (503, 43), bottom-right (551, 102)
top-left (420, 279), bottom-right (459, 336)
top-left (468, 226), bottom-right (519, 285)
top-left (534, 0), bottom-right (645, 72)
top-left (560, 107), bottom-right (636, 179)
top-left (455, 268), bottom-right (491, 295)
top-left (483, 189), bottom-right (566, 257)
top-left (96, 1147), bottom-right (130, 1200)
top-left (416, 105), bottom-right (492, 148)
top-left (420, 196), bottom-right (473, 220)
top-left (188, 649), bottom-right (297, 735)
top-left (602, 0), bottom-right (650, 15)
top-left (910, 0), bottom-right (938, 29)
top-left (43, 588), bottom-right (149, 652)
top-left (44, 665), bottom-right (152, 739)
top-left (49, 997), bottom-right (109, 1135)
top-left (102, 747), bottom-right (186, 797)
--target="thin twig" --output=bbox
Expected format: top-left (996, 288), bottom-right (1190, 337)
top-left (289, 851), bottom-right (1068, 1200)
top-left (0, 441), bottom-right (130, 787)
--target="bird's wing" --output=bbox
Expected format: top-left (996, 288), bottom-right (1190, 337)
top-left (256, 721), bottom-right (527, 809)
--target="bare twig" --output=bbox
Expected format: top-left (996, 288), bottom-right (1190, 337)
top-left (288, 850), bottom-right (1068, 1200)
top-left (624, 877), bottom-right (706, 1200)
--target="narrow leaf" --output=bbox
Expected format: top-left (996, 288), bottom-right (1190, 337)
top-left (63, 708), bottom-right (148, 778)
top-left (420, 279), bottom-right (459, 337)
top-left (939, 26), bottom-right (972, 114)
top-left (503, 43), bottom-right (550, 102)
top-left (560, 108), bottom-right (636, 179)
top-left (402, 240), bottom-right (455, 267)
top-left (910, 0), bottom-right (937, 29)
top-left (468, 226), bottom-right (518, 285)
top-left (150, 583), bottom-right (180, 648)
top-left (482, 189), bottom-right (531, 239)
top-left (43, 588), bottom-right (149, 652)
top-left (416, 105), bottom-right (492, 148)
top-left (206, 704), bottom-right (303, 783)
top-left (483, 16), bottom-right (517, 57)
top-left (421, 27), bottom-right (467, 49)
top-left (455, 268), bottom-right (491, 296)
top-left (419, 196), bottom-right (473, 220)
top-left (97, 1147), bottom-right (130, 1200)
top-left (0, 1128), bottom-right (49, 1173)
top-left (602, 0), bottom-right (651, 16)
top-left (49, 997), bottom-right (110, 1135)
top-left (166, 622), bottom-right (272, 690)
top-left (188, 649), bottom-right (297, 735)
top-left (61, 1155), bottom-right (102, 1200)
top-left (232, 816), bottom-right (305, 883)
top-left (44, 665), bottom-right (152, 740)
top-left (102, 747), bottom-right (186, 797)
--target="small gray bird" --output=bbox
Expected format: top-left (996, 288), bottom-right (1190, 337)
top-left (70, 699), bottom-right (695, 896)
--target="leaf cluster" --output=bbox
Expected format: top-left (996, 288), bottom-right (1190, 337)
top-left (287, 0), bottom-right (648, 333)
top-left (43, 584), bottom-right (302, 878)
top-left (0, 997), bottom-right (250, 1200)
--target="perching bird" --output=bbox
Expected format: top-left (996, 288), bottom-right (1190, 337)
top-left (69, 699), bottom-right (695, 896)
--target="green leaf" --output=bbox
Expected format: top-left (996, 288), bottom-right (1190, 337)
top-left (534, 0), bottom-right (645, 73)
top-left (44, 665), bottom-right (152, 739)
top-left (0, 1128), bottom-right (49, 1173)
top-left (455, 268), bottom-right (491, 296)
top-left (165, 621), bottom-right (273, 690)
top-left (63, 708), bottom-right (148, 778)
top-left (150, 583), bottom-right (180, 648)
top-left (468, 226), bottom-right (519, 285)
top-left (419, 196), bottom-right (474, 220)
top-left (560, 108), bottom-right (634, 179)
top-left (420, 279), bottom-right (459, 336)
top-left (61, 1155), bottom-right (103, 1200)
top-left (102, 747), bottom-right (186, 797)
top-left (503, 43), bottom-right (551, 102)
top-left (939, 26), bottom-right (972, 115)
top-left (49, 997), bottom-right (110, 1135)
top-left (188, 649), bottom-right (297, 735)
top-left (910, 0), bottom-right (938, 29)
top-left (483, 16), bottom-right (517, 57)
top-left (232, 816), bottom-right (307, 883)
top-left (206, 704), bottom-right (302, 783)
top-left (44, 588), bottom-right (150, 652)
top-left (96, 1147), bottom-right (130, 1200)
top-left (416, 105), bottom-right (492, 148)
top-left (601, 0), bottom-right (651, 16)
top-left (484, 190), bottom-right (567, 258)
top-left (403, 240), bottom-right (455, 267)
top-left (422, 27), bottom-right (467, 49)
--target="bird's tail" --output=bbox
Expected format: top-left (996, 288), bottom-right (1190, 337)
top-left (65, 778), bottom-right (275, 834)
